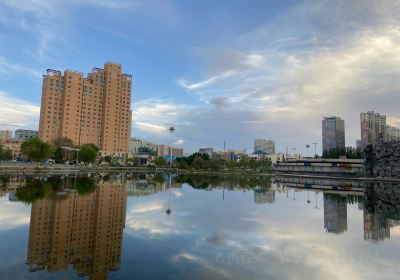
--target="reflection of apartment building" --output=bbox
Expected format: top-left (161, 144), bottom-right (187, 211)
top-left (38, 62), bottom-right (132, 156)
top-left (27, 181), bottom-right (127, 279)
top-left (323, 193), bottom-right (347, 234)
top-left (254, 189), bottom-right (275, 204)
top-left (363, 210), bottom-right (390, 242)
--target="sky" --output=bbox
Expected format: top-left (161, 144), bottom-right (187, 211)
top-left (1, 0), bottom-right (400, 155)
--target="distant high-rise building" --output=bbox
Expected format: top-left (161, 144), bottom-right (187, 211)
top-left (386, 126), bottom-right (400, 142)
top-left (323, 193), bottom-right (347, 234)
top-left (254, 139), bottom-right (275, 155)
top-left (38, 62), bottom-right (133, 156)
top-left (0, 130), bottom-right (12, 144)
top-left (322, 116), bottom-right (345, 151)
top-left (199, 148), bottom-right (214, 159)
top-left (360, 111), bottom-right (386, 146)
top-left (15, 129), bottom-right (38, 140)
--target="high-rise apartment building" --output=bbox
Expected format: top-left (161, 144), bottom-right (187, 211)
top-left (322, 116), bottom-right (345, 151)
top-left (254, 139), bottom-right (275, 155)
top-left (386, 126), bottom-right (400, 142)
top-left (38, 62), bottom-right (132, 156)
top-left (360, 111), bottom-right (386, 146)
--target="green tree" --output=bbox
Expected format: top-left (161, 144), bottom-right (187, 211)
top-left (21, 138), bottom-right (55, 162)
top-left (104, 155), bottom-right (112, 163)
top-left (78, 144), bottom-right (98, 163)
top-left (153, 157), bottom-right (166, 167)
top-left (0, 144), bottom-right (13, 160)
top-left (53, 137), bottom-right (75, 163)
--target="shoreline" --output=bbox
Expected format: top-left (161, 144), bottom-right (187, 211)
top-left (1, 164), bottom-right (400, 182)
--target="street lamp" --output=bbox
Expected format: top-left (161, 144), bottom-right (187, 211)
top-left (169, 126), bottom-right (175, 167)
top-left (312, 142), bottom-right (318, 158)
top-left (306, 144), bottom-right (310, 157)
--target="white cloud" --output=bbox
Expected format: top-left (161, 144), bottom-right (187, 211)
top-left (177, 70), bottom-right (235, 91)
top-left (0, 91), bottom-right (40, 130)
top-left (172, 1), bottom-right (400, 153)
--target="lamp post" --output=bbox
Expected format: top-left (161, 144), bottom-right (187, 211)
top-left (312, 142), bottom-right (318, 158)
top-left (169, 127), bottom-right (175, 167)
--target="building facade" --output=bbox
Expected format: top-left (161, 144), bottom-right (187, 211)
top-left (322, 116), bottom-right (345, 151)
top-left (2, 139), bottom-right (22, 159)
top-left (0, 130), bottom-right (12, 144)
top-left (360, 111), bottom-right (386, 146)
top-left (254, 139), bottom-right (275, 155)
top-left (15, 129), bottom-right (38, 140)
top-left (157, 144), bottom-right (183, 158)
top-left (128, 138), bottom-right (158, 156)
top-left (38, 62), bottom-right (132, 156)
top-left (386, 126), bottom-right (400, 142)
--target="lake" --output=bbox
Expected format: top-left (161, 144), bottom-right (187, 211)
top-left (0, 173), bottom-right (399, 280)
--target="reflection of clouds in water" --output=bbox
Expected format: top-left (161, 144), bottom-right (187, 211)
top-left (171, 252), bottom-right (233, 279)
top-left (129, 202), bottom-right (164, 214)
top-left (0, 197), bottom-right (30, 230)
top-left (122, 184), bottom-right (400, 279)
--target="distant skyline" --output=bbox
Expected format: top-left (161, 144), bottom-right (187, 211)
top-left (1, 0), bottom-right (400, 154)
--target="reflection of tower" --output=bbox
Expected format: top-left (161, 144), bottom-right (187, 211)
top-left (253, 189), bottom-right (275, 204)
top-left (363, 210), bottom-right (390, 242)
top-left (323, 193), bottom-right (347, 234)
top-left (166, 174), bottom-right (172, 215)
top-left (27, 179), bottom-right (127, 279)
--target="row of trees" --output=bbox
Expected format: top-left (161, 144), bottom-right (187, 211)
top-left (19, 137), bottom-right (99, 164)
top-left (153, 152), bottom-right (272, 172)
top-left (322, 147), bottom-right (363, 159)
top-left (0, 144), bottom-right (12, 160)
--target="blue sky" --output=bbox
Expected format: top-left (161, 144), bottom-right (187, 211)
top-left (1, 0), bottom-right (400, 154)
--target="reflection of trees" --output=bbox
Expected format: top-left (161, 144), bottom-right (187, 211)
top-left (364, 182), bottom-right (400, 221)
top-left (324, 193), bottom-right (363, 205)
top-left (15, 176), bottom-right (98, 203)
top-left (0, 176), bottom-right (10, 189)
top-left (174, 174), bottom-right (272, 189)
top-left (15, 179), bottom-right (52, 204)
top-left (75, 177), bottom-right (96, 195)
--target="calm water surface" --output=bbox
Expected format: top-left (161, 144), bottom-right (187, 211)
top-left (0, 174), bottom-right (399, 280)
